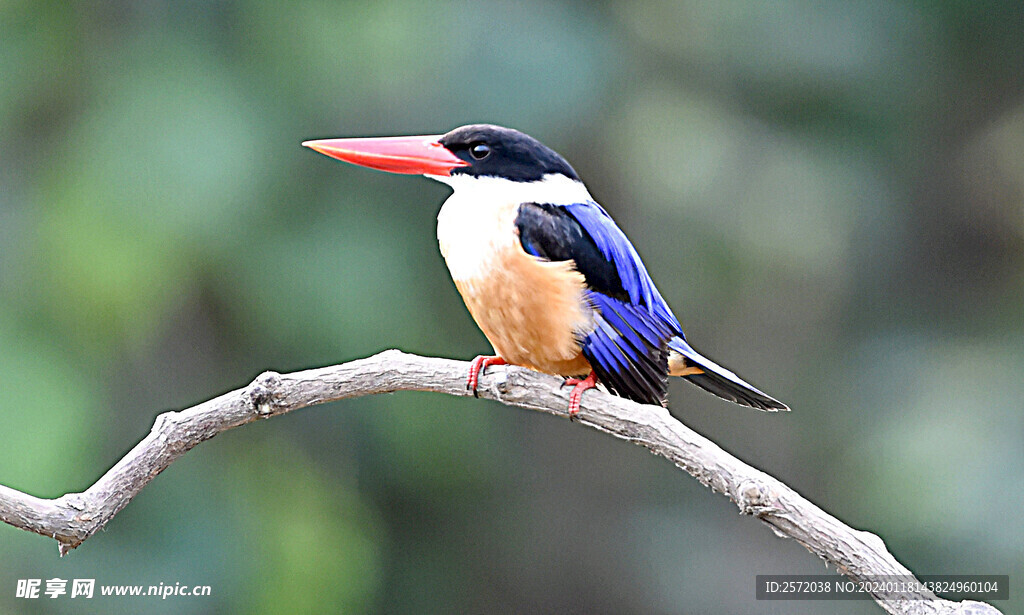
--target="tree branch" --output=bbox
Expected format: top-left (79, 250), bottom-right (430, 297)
top-left (0, 350), bottom-right (1001, 614)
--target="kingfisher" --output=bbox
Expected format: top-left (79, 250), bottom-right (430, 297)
top-left (303, 124), bottom-right (787, 415)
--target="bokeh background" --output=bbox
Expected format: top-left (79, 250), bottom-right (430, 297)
top-left (2, 1), bottom-right (1022, 613)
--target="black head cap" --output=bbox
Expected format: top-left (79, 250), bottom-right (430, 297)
top-left (438, 124), bottom-right (579, 182)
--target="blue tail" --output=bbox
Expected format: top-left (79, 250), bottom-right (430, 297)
top-left (668, 338), bottom-right (788, 411)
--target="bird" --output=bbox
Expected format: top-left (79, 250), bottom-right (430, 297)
top-left (303, 124), bottom-right (788, 416)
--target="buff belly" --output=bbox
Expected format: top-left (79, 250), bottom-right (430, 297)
top-left (437, 197), bottom-right (593, 377)
top-left (452, 248), bottom-right (593, 376)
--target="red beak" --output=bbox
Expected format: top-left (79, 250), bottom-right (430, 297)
top-left (302, 134), bottom-right (469, 176)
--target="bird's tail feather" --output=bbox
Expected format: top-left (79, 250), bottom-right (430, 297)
top-left (668, 338), bottom-right (788, 411)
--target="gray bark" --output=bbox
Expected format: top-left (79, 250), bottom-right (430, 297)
top-left (0, 350), bottom-right (1001, 615)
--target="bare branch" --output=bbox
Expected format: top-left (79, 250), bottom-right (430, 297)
top-left (0, 350), bottom-right (1001, 614)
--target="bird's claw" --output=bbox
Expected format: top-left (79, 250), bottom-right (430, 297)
top-left (563, 372), bottom-right (598, 421)
top-left (467, 355), bottom-right (507, 396)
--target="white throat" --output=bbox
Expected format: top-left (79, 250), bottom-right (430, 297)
top-left (430, 174), bottom-right (593, 282)
top-left (429, 173), bottom-right (593, 206)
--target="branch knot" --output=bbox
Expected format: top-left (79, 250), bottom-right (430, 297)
top-left (735, 478), bottom-right (780, 516)
top-left (247, 371), bottom-right (283, 416)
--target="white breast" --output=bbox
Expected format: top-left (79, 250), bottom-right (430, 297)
top-left (432, 173), bottom-right (594, 282)
top-left (436, 191), bottom-right (516, 282)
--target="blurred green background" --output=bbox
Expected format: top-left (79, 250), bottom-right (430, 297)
top-left (1, 1), bottom-right (1022, 613)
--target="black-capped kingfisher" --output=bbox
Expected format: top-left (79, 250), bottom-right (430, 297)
top-left (303, 124), bottom-right (788, 416)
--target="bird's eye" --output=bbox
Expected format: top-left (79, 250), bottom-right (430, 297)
top-left (469, 143), bottom-right (491, 160)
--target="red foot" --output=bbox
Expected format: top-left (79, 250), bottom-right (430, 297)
top-left (467, 355), bottom-right (507, 396)
top-left (562, 371), bottom-right (599, 420)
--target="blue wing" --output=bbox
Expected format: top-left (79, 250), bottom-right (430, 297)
top-left (515, 200), bottom-right (788, 411)
top-left (564, 202), bottom-right (685, 405)
top-left (561, 201), bottom-right (683, 330)
top-left (582, 291), bottom-right (674, 405)
top-left (516, 200), bottom-right (682, 405)
top-left (515, 200), bottom-right (788, 410)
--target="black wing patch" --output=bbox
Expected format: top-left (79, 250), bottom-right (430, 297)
top-left (514, 202), bottom-right (627, 301)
